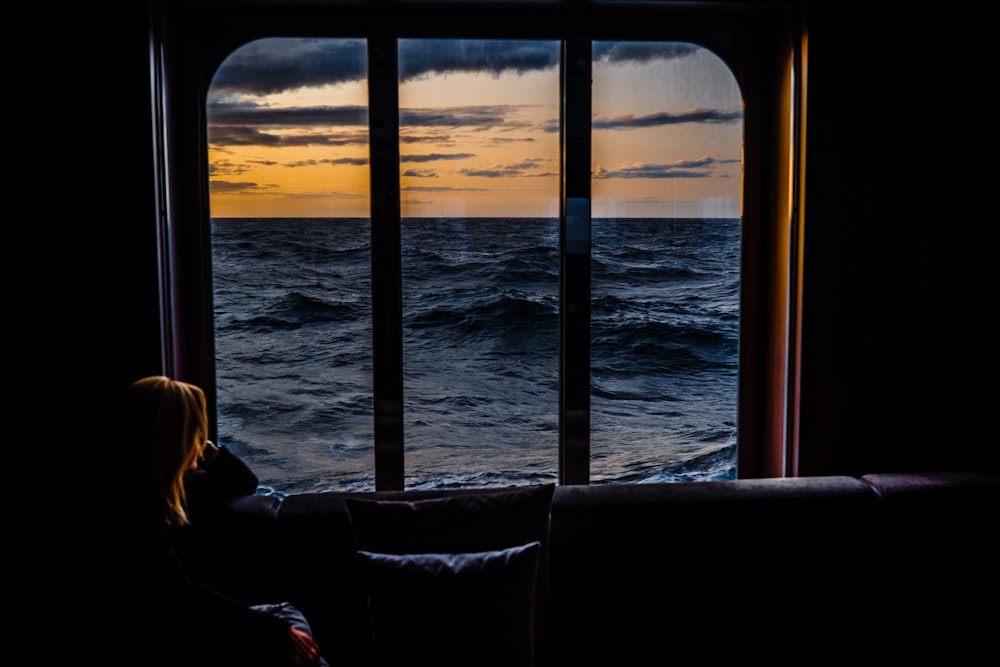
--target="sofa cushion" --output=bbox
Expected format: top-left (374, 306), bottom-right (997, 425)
top-left (357, 541), bottom-right (540, 667)
top-left (346, 484), bottom-right (555, 663)
top-left (345, 483), bottom-right (555, 555)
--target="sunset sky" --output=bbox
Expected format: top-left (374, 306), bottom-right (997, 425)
top-left (207, 38), bottom-right (743, 219)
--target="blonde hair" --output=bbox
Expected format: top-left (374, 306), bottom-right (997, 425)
top-left (107, 375), bottom-right (209, 526)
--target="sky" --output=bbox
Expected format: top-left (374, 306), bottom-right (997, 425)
top-left (207, 38), bottom-right (743, 219)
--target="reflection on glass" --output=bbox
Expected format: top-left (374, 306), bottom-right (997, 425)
top-left (205, 36), bottom-right (743, 493)
top-left (208, 38), bottom-right (374, 494)
top-left (591, 41), bottom-right (743, 483)
top-left (398, 39), bottom-right (561, 489)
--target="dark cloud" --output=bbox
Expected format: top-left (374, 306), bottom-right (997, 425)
top-left (210, 38), bottom-right (367, 96)
top-left (209, 38), bottom-right (558, 97)
top-left (398, 40), bottom-right (559, 80)
top-left (208, 99), bottom-right (533, 148)
top-left (209, 101), bottom-right (368, 127)
top-left (285, 157), bottom-right (370, 168)
top-left (209, 180), bottom-right (277, 193)
top-left (329, 156), bottom-right (369, 166)
top-left (593, 108), bottom-right (743, 130)
top-left (456, 158), bottom-right (553, 178)
top-left (208, 126), bottom-right (369, 147)
top-left (209, 38), bottom-right (700, 98)
top-left (207, 38), bottom-right (734, 153)
top-left (401, 133), bottom-right (450, 145)
top-left (486, 136), bottom-right (539, 145)
top-left (401, 106), bottom-right (524, 131)
top-left (210, 159), bottom-right (252, 177)
top-left (403, 185), bottom-right (491, 192)
top-left (207, 127), bottom-right (288, 147)
top-left (401, 153), bottom-right (476, 163)
top-left (593, 157), bottom-right (739, 179)
top-left (207, 100), bottom-right (370, 147)
top-left (401, 168), bottom-right (438, 178)
top-left (592, 41), bottom-right (700, 64)
top-left (209, 158), bottom-right (281, 178)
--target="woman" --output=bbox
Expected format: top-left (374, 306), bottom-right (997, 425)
top-left (99, 375), bottom-right (324, 667)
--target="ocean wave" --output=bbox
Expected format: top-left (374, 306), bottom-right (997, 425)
top-left (212, 217), bottom-right (741, 492)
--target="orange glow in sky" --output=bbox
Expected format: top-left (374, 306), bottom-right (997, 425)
top-left (208, 38), bottom-right (742, 219)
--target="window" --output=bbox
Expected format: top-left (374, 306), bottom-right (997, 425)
top-left (163, 1), bottom-right (802, 493)
top-left (208, 35), bottom-right (743, 494)
top-left (590, 42), bottom-right (742, 483)
top-left (397, 39), bottom-right (562, 489)
top-left (208, 38), bottom-right (374, 493)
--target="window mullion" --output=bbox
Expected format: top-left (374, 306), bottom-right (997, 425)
top-left (369, 35), bottom-right (404, 490)
top-left (560, 39), bottom-right (592, 485)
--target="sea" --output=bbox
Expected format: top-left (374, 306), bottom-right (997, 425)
top-left (211, 217), bottom-right (740, 496)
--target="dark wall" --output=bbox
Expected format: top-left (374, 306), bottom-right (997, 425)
top-left (799, 3), bottom-right (998, 474)
top-left (102, 2), bottom-right (998, 476)
top-left (101, 0), bottom-right (163, 446)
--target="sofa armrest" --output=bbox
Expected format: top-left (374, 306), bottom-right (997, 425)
top-left (861, 472), bottom-right (1000, 662)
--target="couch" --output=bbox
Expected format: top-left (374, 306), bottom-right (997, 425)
top-left (173, 472), bottom-right (1000, 666)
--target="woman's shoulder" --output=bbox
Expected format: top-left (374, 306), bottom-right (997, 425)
top-left (184, 446), bottom-right (260, 520)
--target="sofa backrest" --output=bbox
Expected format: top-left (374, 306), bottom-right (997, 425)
top-left (549, 475), bottom-right (882, 664)
top-left (173, 473), bottom-right (1000, 666)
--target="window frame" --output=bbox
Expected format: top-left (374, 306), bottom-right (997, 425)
top-left (150, 0), bottom-right (805, 489)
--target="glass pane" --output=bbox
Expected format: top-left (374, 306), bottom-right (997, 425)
top-left (591, 41), bottom-right (743, 483)
top-left (398, 39), bottom-right (561, 489)
top-left (208, 38), bottom-right (373, 494)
